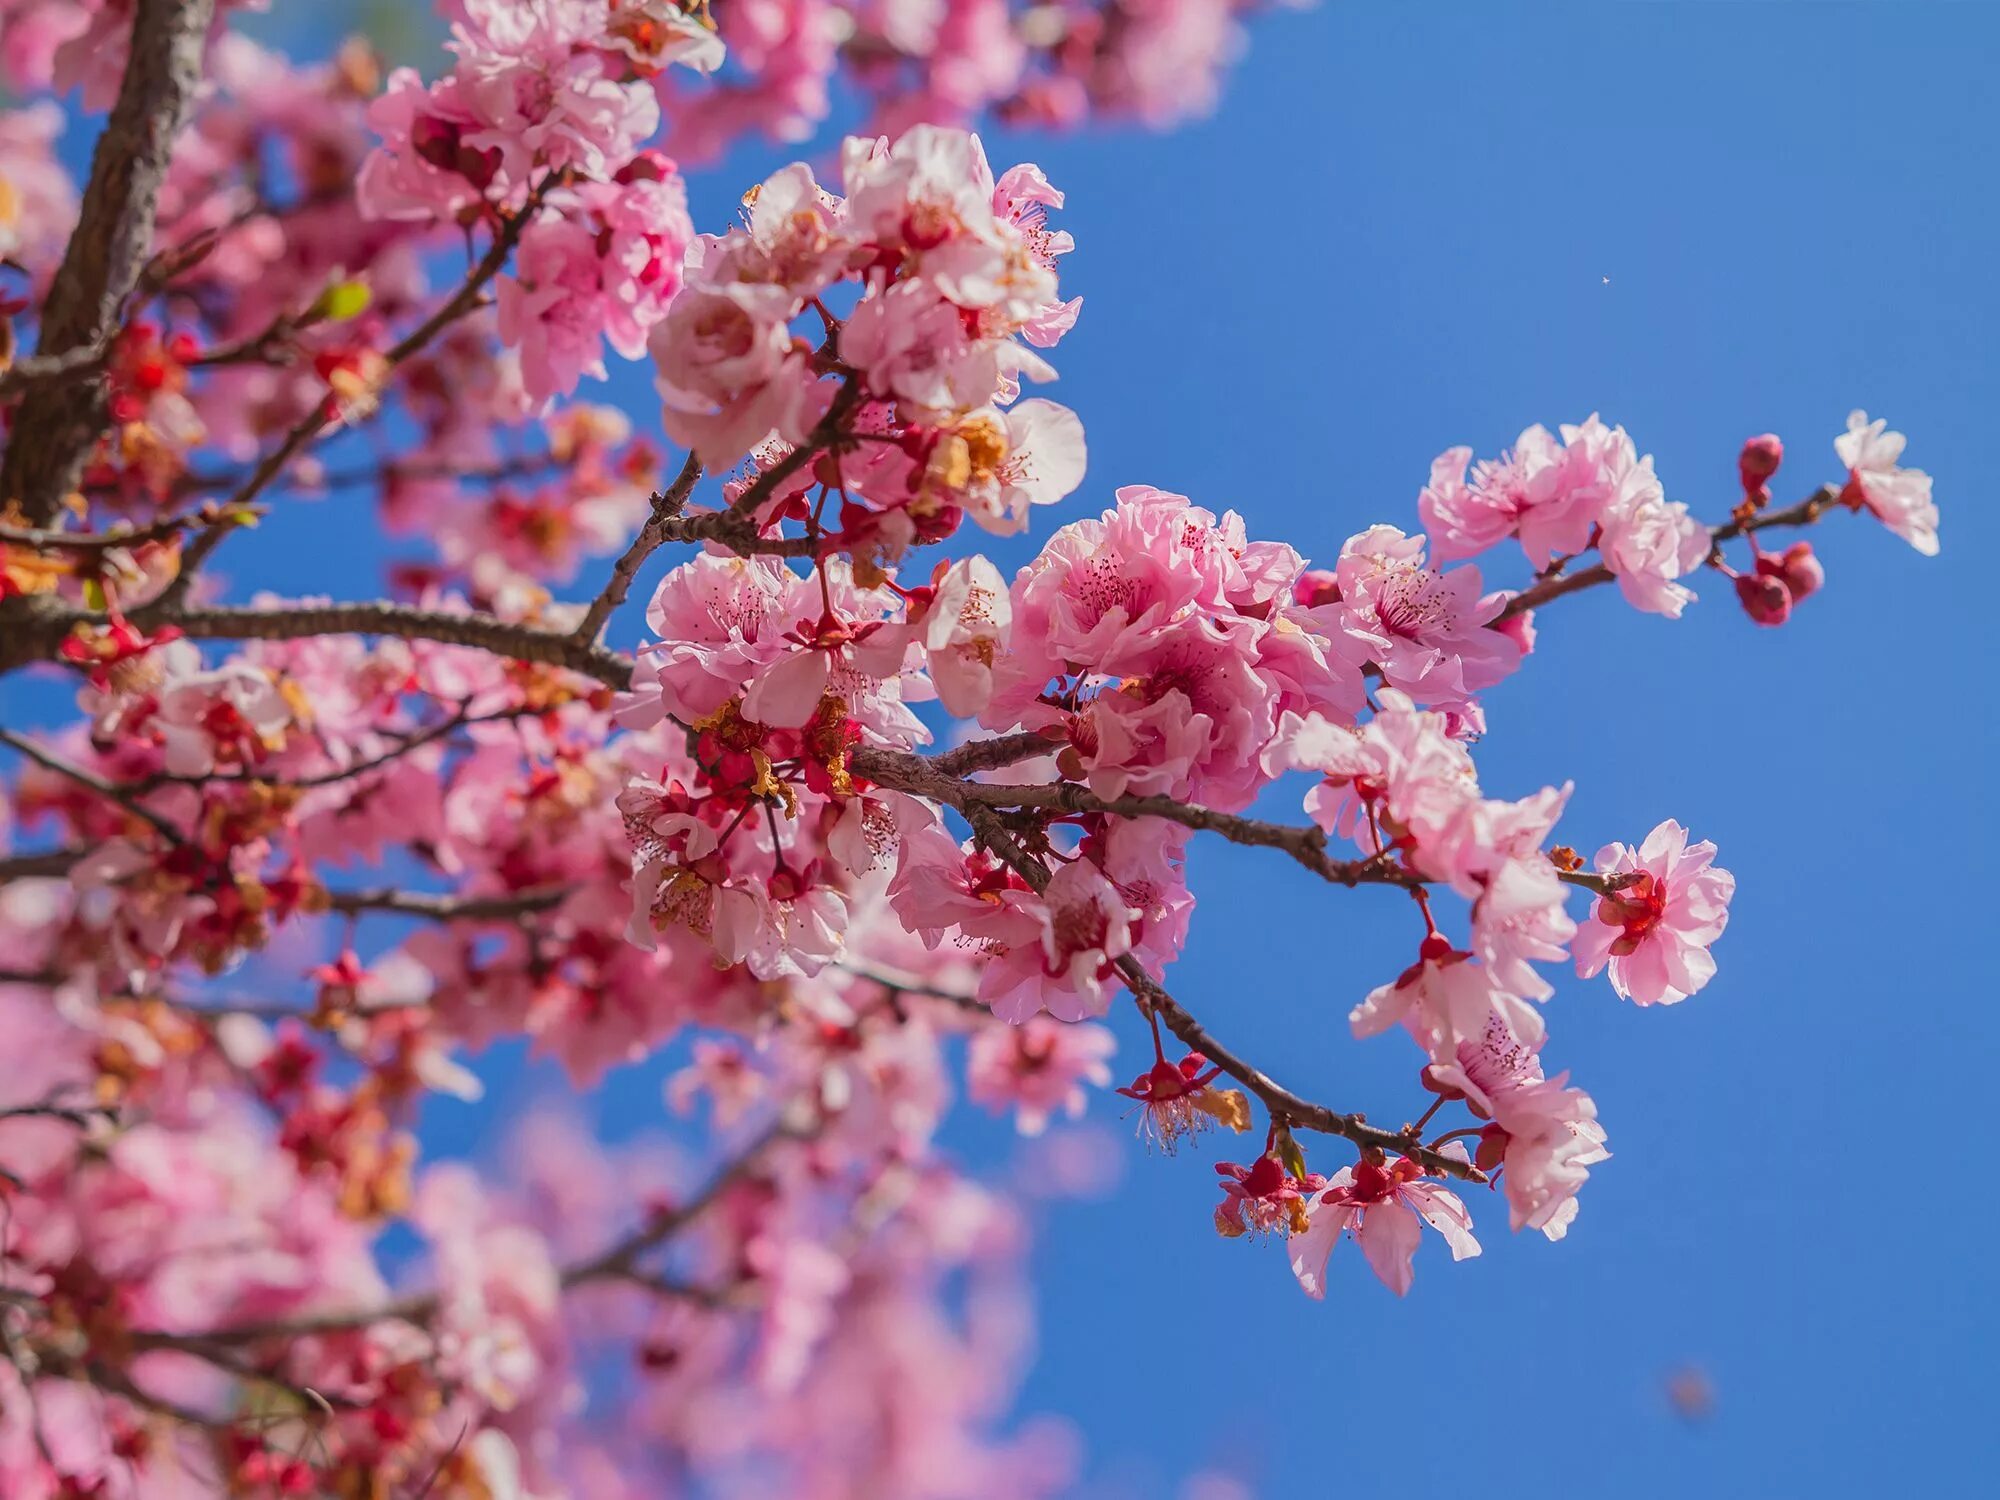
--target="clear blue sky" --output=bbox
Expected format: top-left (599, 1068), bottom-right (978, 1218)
top-left (16, 4), bottom-right (1999, 1495)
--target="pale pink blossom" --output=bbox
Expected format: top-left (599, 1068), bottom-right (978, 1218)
top-left (1350, 937), bottom-right (1546, 1065)
top-left (1430, 1015), bottom-right (1609, 1240)
top-left (1595, 446), bottom-right (1711, 618)
top-left (1836, 409), bottom-right (1939, 556)
top-left (1422, 419), bottom-right (1624, 567)
top-left (1264, 695), bottom-right (1478, 861)
top-left (1289, 1156), bottom-right (1480, 1298)
top-left (980, 859), bottom-right (1138, 1024)
top-left (1333, 525), bottom-right (1521, 707)
top-left (967, 1017), bottom-right (1117, 1134)
top-left (1573, 819), bottom-right (1735, 1005)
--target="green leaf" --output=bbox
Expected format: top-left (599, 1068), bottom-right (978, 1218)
top-left (312, 280), bottom-right (372, 323)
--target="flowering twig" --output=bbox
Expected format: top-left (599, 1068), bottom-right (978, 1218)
top-left (0, 726), bottom-right (185, 845)
top-left (0, 0), bottom-right (220, 524)
top-left (1501, 483), bottom-right (1840, 620)
top-left (958, 802), bottom-right (1482, 1181)
top-left (323, 885), bottom-right (570, 921)
top-left (572, 450), bottom-right (704, 643)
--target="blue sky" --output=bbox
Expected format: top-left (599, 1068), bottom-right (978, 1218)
top-left (12, 3), bottom-right (1999, 1496)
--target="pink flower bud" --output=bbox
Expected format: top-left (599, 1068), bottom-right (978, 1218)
top-left (1492, 606), bottom-right (1536, 656)
top-left (1768, 540), bottom-right (1824, 603)
top-left (1738, 433), bottom-right (1784, 497)
top-left (1734, 570), bottom-right (1792, 627)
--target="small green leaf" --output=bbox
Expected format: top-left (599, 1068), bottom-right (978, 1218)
top-left (312, 279), bottom-right (372, 323)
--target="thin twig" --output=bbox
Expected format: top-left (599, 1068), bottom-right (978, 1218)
top-left (958, 802), bottom-right (1482, 1180)
top-left (572, 450), bottom-right (703, 643)
top-left (0, 727), bottom-right (184, 845)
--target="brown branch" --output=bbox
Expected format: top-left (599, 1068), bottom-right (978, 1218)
top-left (121, 703), bottom-right (538, 793)
top-left (0, 344), bottom-right (111, 398)
top-left (654, 379), bottom-right (864, 555)
top-left (856, 750), bottom-right (1419, 890)
top-left (132, 1122), bottom-right (800, 1349)
top-left (572, 450), bottom-right (703, 643)
top-left (323, 885), bottom-right (570, 921)
top-left (0, 848), bottom-right (84, 882)
top-left (957, 802), bottom-right (1482, 1180)
top-left (1500, 483), bottom-right (1841, 620)
top-left (0, 727), bottom-right (185, 845)
top-left (0, 503), bottom-right (253, 554)
top-left (0, 0), bottom-right (220, 523)
top-left (925, 731), bottom-right (1062, 779)
top-left (132, 602), bottom-right (633, 686)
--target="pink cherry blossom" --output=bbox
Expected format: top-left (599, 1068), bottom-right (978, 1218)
top-left (1333, 525), bottom-right (1522, 708)
top-left (1595, 445), bottom-right (1711, 618)
top-left (1430, 1015), bottom-right (1609, 1240)
top-left (981, 858), bottom-right (1138, 1023)
top-left (1574, 819), bottom-right (1735, 1005)
top-left (0, 101), bottom-right (77, 271)
top-left (1289, 1155), bottom-right (1480, 1298)
top-left (1836, 408), bottom-right (1939, 556)
top-left (967, 1016), bottom-right (1117, 1134)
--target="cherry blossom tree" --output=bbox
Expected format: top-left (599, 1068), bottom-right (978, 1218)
top-left (0, 2), bottom-right (1941, 1496)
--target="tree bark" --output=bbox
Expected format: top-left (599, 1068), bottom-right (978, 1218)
top-left (0, 0), bottom-right (218, 524)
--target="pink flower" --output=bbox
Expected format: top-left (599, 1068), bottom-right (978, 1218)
top-left (1289, 1156), bottom-right (1480, 1298)
top-left (1351, 936), bottom-right (1545, 1065)
top-left (1467, 852), bottom-right (1578, 1004)
top-left (1430, 1016), bottom-right (1609, 1241)
top-left (1422, 418), bottom-right (1625, 567)
top-left (1115, 1051), bottom-right (1248, 1153)
top-left (840, 280), bottom-right (1055, 418)
top-left (1264, 695), bottom-right (1478, 861)
top-left (921, 399), bottom-right (1088, 536)
top-left (967, 1017), bottom-right (1117, 1135)
top-left (852, 555), bottom-right (1015, 718)
top-left (0, 101), bottom-right (77, 271)
top-left (1573, 819), bottom-right (1734, 1005)
top-left (1333, 525), bottom-right (1521, 708)
top-left (650, 277), bottom-right (822, 469)
top-left (604, 0), bottom-right (727, 75)
top-left (497, 216), bottom-right (616, 399)
top-left (979, 859), bottom-right (1137, 1023)
top-left (1836, 409), bottom-right (1939, 556)
top-left (841, 124), bottom-right (1058, 325)
top-left (622, 553), bottom-right (805, 725)
top-left (1212, 1154), bottom-right (1325, 1238)
top-left (1595, 446), bottom-right (1711, 618)
top-left (452, 6), bottom-right (659, 186)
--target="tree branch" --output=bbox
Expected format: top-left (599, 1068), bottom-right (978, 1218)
top-left (0, 0), bottom-right (219, 522)
top-left (142, 602), bottom-right (633, 685)
top-left (129, 1122), bottom-right (801, 1349)
top-left (1500, 483), bottom-right (1841, 620)
top-left (0, 726), bottom-right (185, 845)
top-left (572, 450), bottom-right (703, 643)
top-left (323, 885), bottom-right (570, 922)
top-left (954, 803), bottom-right (1482, 1181)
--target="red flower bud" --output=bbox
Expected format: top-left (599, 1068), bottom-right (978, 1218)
top-left (1738, 433), bottom-right (1784, 498)
top-left (1768, 540), bottom-right (1823, 603)
top-left (1734, 570), bottom-right (1792, 627)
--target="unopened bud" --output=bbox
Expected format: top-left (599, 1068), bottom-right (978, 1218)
top-left (1738, 433), bottom-right (1784, 499)
top-left (1734, 570), bottom-right (1792, 627)
top-left (1768, 540), bottom-right (1824, 603)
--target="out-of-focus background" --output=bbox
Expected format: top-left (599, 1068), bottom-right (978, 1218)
top-left (25, 2), bottom-right (2000, 1494)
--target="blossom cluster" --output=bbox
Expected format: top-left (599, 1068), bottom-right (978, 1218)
top-left (0, 0), bottom-right (1949, 1495)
